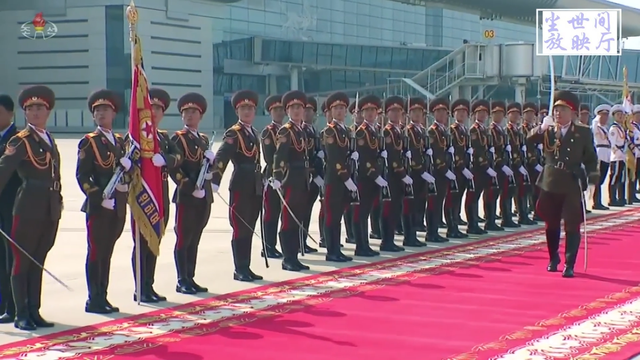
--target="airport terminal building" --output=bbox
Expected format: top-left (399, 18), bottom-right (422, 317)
top-left (1, 0), bottom-right (639, 131)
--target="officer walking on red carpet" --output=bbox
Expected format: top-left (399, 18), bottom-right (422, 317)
top-left (527, 90), bottom-right (599, 278)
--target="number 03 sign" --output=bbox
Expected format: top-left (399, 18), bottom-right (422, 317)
top-left (483, 30), bottom-right (495, 39)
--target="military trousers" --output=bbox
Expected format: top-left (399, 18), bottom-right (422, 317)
top-left (174, 200), bottom-right (210, 281)
top-left (302, 180), bottom-right (321, 246)
top-left (262, 186), bottom-right (282, 249)
top-left (131, 209), bottom-right (170, 290)
top-left (0, 207), bottom-right (15, 315)
top-left (278, 181), bottom-right (308, 260)
top-left (322, 182), bottom-right (349, 255)
top-left (352, 179), bottom-right (378, 250)
top-left (609, 160), bottom-right (626, 204)
top-left (229, 190), bottom-right (261, 270)
top-left (380, 177), bottom-right (404, 245)
top-left (86, 209), bottom-right (126, 301)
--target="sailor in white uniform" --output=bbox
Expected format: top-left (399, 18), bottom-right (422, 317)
top-left (608, 104), bottom-right (628, 206)
top-left (591, 104), bottom-right (611, 210)
top-left (630, 105), bottom-right (640, 201)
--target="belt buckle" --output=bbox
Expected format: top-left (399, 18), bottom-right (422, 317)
top-left (555, 161), bottom-right (565, 170)
top-left (52, 181), bottom-right (61, 191)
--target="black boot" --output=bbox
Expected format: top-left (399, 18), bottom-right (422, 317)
top-left (354, 220), bottom-right (380, 256)
top-left (563, 232), bottom-right (582, 278)
top-left (484, 201), bottom-right (504, 231)
top-left (465, 202), bottom-right (487, 235)
top-left (402, 213), bottom-right (425, 247)
top-left (445, 209), bottom-right (467, 238)
top-left (369, 203), bottom-right (382, 239)
top-left (232, 240), bottom-right (254, 281)
top-left (12, 274), bottom-right (35, 330)
top-left (545, 228), bottom-right (561, 272)
top-left (380, 220), bottom-right (404, 252)
top-left (592, 186), bottom-right (609, 210)
top-left (174, 246), bottom-right (195, 293)
top-left (85, 262), bottom-right (111, 313)
top-left (618, 182), bottom-right (628, 205)
top-left (326, 226), bottom-right (353, 262)
top-left (147, 256), bottom-right (166, 301)
top-left (518, 196), bottom-right (536, 225)
top-left (0, 287), bottom-right (14, 324)
top-left (609, 184), bottom-right (623, 206)
top-left (133, 281), bottom-right (158, 303)
top-left (425, 209), bottom-right (448, 242)
top-left (500, 196), bottom-right (520, 228)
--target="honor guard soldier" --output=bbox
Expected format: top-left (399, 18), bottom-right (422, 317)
top-left (579, 104), bottom-right (591, 125)
top-left (0, 94), bottom-right (18, 323)
top-left (211, 90), bottom-right (264, 282)
top-left (369, 110), bottom-right (385, 240)
top-left (0, 86), bottom-right (62, 330)
top-left (343, 101), bottom-right (362, 244)
top-left (77, 89), bottom-right (132, 314)
top-left (321, 100), bottom-right (330, 124)
top-left (608, 104), bottom-right (629, 206)
top-left (270, 90), bottom-right (312, 271)
top-left (527, 90), bottom-right (599, 277)
top-left (591, 105), bottom-right (611, 209)
top-left (379, 95), bottom-right (412, 251)
top-left (404, 97), bottom-right (430, 246)
top-left (169, 93), bottom-right (214, 292)
top-left (130, 88), bottom-right (182, 303)
top-left (449, 99), bottom-right (474, 233)
top-left (506, 102), bottom-right (535, 225)
top-left (260, 94), bottom-right (285, 259)
top-left (321, 91), bottom-right (356, 262)
top-left (522, 102), bottom-right (544, 220)
top-left (539, 104), bottom-right (549, 121)
top-left (302, 97), bottom-right (321, 253)
top-left (318, 100), bottom-right (328, 247)
top-left (351, 95), bottom-right (385, 256)
top-left (631, 105), bottom-right (640, 202)
top-left (466, 100), bottom-right (494, 234)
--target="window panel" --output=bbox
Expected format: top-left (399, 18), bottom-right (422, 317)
top-left (275, 41), bottom-right (292, 62)
top-left (346, 45), bottom-right (362, 67)
top-left (376, 47), bottom-right (392, 68)
top-left (317, 44), bottom-right (332, 66)
top-left (302, 43), bottom-right (318, 64)
top-left (230, 6), bottom-right (249, 21)
top-left (331, 45), bottom-right (347, 67)
top-left (290, 42), bottom-right (304, 63)
top-left (360, 46), bottom-right (377, 68)
top-left (391, 48), bottom-right (408, 69)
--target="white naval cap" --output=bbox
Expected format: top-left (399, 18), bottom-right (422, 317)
top-left (610, 104), bottom-right (625, 114)
top-left (633, 104), bottom-right (640, 114)
top-left (594, 104), bottom-right (611, 115)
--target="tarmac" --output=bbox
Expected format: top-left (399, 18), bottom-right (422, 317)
top-left (0, 136), bottom-right (626, 345)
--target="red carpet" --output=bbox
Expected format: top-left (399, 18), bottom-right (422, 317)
top-left (2, 209), bottom-right (640, 360)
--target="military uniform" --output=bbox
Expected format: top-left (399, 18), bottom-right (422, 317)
top-left (591, 104), bottom-right (611, 209)
top-left (449, 99), bottom-right (472, 237)
top-left (369, 116), bottom-right (384, 239)
top-left (321, 92), bottom-right (355, 262)
top-left (343, 101), bottom-right (360, 244)
top-left (0, 118), bottom-right (19, 323)
top-left (130, 88), bottom-right (182, 303)
top-left (351, 95), bottom-right (384, 256)
top-left (301, 97), bottom-right (321, 253)
top-left (608, 105), bottom-right (628, 206)
top-left (506, 102), bottom-right (535, 225)
top-left (211, 90), bottom-right (264, 282)
top-left (271, 90), bottom-right (312, 271)
top-left (0, 86), bottom-right (62, 330)
top-left (522, 103), bottom-right (543, 219)
top-left (466, 100), bottom-right (492, 234)
top-left (403, 97), bottom-right (429, 247)
top-left (260, 95), bottom-right (284, 259)
top-left (527, 90), bottom-right (599, 277)
top-left (630, 105), bottom-right (640, 202)
top-left (378, 96), bottom-right (409, 251)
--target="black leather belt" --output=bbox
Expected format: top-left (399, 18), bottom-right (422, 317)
top-left (596, 144), bottom-right (611, 148)
top-left (25, 179), bottom-right (61, 191)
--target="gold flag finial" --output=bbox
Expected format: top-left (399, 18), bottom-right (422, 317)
top-left (126, 0), bottom-right (138, 42)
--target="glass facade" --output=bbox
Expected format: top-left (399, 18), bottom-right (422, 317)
top-left (104, 5), bottom-right (128, 128)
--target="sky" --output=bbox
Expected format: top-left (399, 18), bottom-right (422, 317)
top-left (607, 0), bottom-right (640, 49)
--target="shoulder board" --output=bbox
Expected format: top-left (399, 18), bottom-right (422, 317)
top-left (224, 128), bottom-right (239, 138)
top-left (285, 123), bottom-right (292, 128)
top-left (176, 129), bottom-right (187, 135)
top-left (385, 124), bottom-right (393, 129)
top-left (16, 129), bottom-right (30, 138)
top-left (277, 126), bottom-right (289, 135)
top-left (328, 123), bottom-right (336, 128)
top-left (84, 132), bottom-right (98, 139)
top-left (575, 122), bottom-right (589, 128)
top-left (158, 129), bottom-right (168, 134)
top-left (115, 133), bottom-right (122, 138)
top-left (231, 124), bottom-right (242, 131)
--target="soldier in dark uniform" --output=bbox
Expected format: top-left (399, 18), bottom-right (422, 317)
top-left (527, 91), bottom-right (599, 278)
top-left (351, 95), bottom-right (384, 256)
top-left (169, 93), bottom-right (214, 292)
top-left (506, 102), bottom-right (535, 225)
top-left (466, 100), bottom-right (493, 234)
top-left (77, 89), bottom-right (132, 314)
top-left (0, 94), bottom-right (18, 323)
top-left (270, 90), bottom-right (312, 271)
top-left (449, 99), bottom-right (473, 235)
top-left (302, 97), bottom-right (321, 253)
top-left (579, 104), bottom-right (590, 125)
top-left (343, 101), bottom-right (362, 244)
top-left (522, 102), bottom-right (544, 220)
top-left (404, 97), bottom-right (429, 247)
top-left (539, 104), bottom-right (549, 121)
top-left (321, 91), bottom-right (355, 262)
top-left (130, 88), bottom-right (182, 303)
top-left (211, 90), bottom-right (264, 281)
top-left (0, 86), bottom-right (62, 330)
top-left (317, 100), bottom-right (328, 247)
top-left (260, 94), bottom-right (285, 259)
top-left (378, 95), bottom-right (411, 251)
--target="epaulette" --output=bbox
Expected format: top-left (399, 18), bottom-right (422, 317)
top-left (115, 133), bottom-right (122, 138)
top-left (16, 129), bottom-right (29, 138)
top-left (84, 132), bottom-right (98, 139)
top-left (285, 123), bottom-right (292, 128)
top-left (176, 129), bottom-right (187, 135)
top-left (224, 128), bottom-right (239, 138)
top-left (158, 129), bottom-right (168, 134)
top-left (231, 124), bottom-right (242, 131)
top-left (328, 122), bottom-right (337, 128)
top-left (575, 122), bottom-right (589, 128)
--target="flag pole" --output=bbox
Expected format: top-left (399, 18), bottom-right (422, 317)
top-left (127, 0), bottom-right (143, 306)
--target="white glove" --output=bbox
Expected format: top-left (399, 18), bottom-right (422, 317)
top-left (580, 163), bottom-right (585, 169)
top-left (404, 150), bottom-right (412, 159)
top-left (535, 164), bottom-right (543, 172)
top-left (467, 147), bottom-right (473, 155)
top-left (211, 183), bottom-right (219, 193)
top-left (350, 152), bottom-right (359, 161)
top-left (380, 150), bottom-right (388, 159)
top-left (445, 170), bottom-right (456, 180)
top-left (505, 145), bottom-right (512, 152)
top-left (518, 166), bottom-right (528, 175)
top-left (521, 145), bottom-right (527, 152)
top-left (537, 144), bottom-right (543, 150)
top-left (634, 148), bottom-right (640, 157)
top-left (426, 148), bottom-right (433, 156)
top-left (489, 147), bottom-right (495, 153)
top-left (316, 150), bottom-right (324, 159)
top-left (119, 157), bottom-right (132, 171)
top-left (115, 183), bottom-right (129, 192)
top-left (374, 176), bottom-right (388, 187)
top-left (501, 165), bottom-right (514, 176)
top-left (540, 115), bottom-right (554, 131)
top-left (152, 153), bottom-right (166, 167)
top-left (486, 168), bottom-right (497, 177)
top-left (204, 150), bottom-right (215, 163)
top-left (313, 176), bottom-right (324, 187)
top-left (270, 179), bottom-right (282, 190)
top-left (192, 189), bottom-right (205, 198)
top-left (101, 198), bottom-right (115, 210)
top-left (402, 175), bottom-right (413, 185)
top-left (344, 178), bottom-right (358, 192)
top-left (205, 172), bottom-right (213, 180)
top-left (462, 168), bottom-right (473, 179)
top-left (420, 172), bottom-right (434, 183)
top-left (447, 146), bottom-right (454, 154)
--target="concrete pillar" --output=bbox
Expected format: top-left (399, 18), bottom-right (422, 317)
top-left (267, 74), bottom-right (277, 95)
top-left (290, 67), bottom-right (299, 90)
top-left (515, 84), bottom-right (526, 103)
top-left (450, 86), bottom-right (460, 101)
top-left (460, 85), bottom-right (472, 100)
